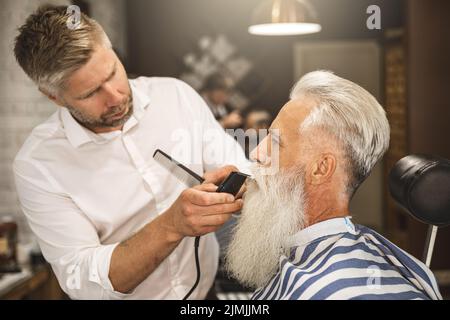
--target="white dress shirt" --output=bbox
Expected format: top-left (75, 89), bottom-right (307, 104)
top-left (13, 77), bottom-right (250, 300)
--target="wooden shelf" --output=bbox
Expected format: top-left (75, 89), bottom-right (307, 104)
top-left (0, 264), bottom-right (66, 300)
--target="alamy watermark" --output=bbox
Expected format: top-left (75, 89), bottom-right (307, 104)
top-left (167, 124), bottom-right (280, 176)
top-left (66, 5), bottom-right (81, 30)
top-left (366, 5), bottom-right (381, 30)
top-left (366, 265), bottom-right (382, 289)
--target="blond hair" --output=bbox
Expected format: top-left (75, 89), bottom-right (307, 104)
top-left (14, 5), bottom-right (112, 96)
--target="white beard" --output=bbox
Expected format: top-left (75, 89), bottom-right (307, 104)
top-left (225, 165), bottom-right (307, 289)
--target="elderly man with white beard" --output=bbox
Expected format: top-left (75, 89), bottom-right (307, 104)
top-left (225, 71), bottom-right (442, 300)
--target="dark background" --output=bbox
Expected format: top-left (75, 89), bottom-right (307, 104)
top-left (126, 0), bottom-right (403, 114)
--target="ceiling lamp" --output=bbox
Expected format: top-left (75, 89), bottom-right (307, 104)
top-left (249, 0), bottom-right (322, 36)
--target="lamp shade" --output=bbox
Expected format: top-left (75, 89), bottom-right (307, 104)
top-left (249, 0), bottom-right (322, 36)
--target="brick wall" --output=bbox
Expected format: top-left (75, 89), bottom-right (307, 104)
top-left (0, 0), bottom-right (127, 243)
top-left (384, 31), bottom-right (408, 249)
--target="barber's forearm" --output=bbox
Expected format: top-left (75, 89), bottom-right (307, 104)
top-left (109, 169), bottom-right (242, 294)
top-left (108, 212), bottom-right (183, 294)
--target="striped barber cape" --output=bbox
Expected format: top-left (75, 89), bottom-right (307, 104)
top-left (252, 217), bottom-right (442, 300)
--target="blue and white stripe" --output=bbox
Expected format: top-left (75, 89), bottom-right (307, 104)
top-left (252, 217), bottom-right (442, 300)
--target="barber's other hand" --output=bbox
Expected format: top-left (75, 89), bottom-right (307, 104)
top-left (164, 183), bottom-right (243, 239)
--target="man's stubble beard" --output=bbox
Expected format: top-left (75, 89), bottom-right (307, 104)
top-left (225, 165), bottom-right (307, 290)
top-left (66, 86), bottom-right (134, 130)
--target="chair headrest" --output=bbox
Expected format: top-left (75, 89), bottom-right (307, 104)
top-left (388, 154), bottom-right (450, 227)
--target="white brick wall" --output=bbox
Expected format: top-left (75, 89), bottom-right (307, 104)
top-left (0, 0), bottom-right (127, 243)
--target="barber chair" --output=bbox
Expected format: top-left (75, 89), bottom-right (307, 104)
top-left (389, 154), bottom-right (450, 267)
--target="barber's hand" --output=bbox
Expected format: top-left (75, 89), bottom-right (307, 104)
top-left (165, 183), bottom-right (243, 238)
top-left (203, 165), bottom-right (238, 185)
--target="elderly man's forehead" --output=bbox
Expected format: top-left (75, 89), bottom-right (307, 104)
top-left (273, 98), bottom-right (316, 129)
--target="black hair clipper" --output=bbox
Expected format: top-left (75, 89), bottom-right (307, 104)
top-left (216, 171), bottom-right (249, 196)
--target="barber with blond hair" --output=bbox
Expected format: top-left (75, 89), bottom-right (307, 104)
top-left (13, 5), bottom-right (249, 299)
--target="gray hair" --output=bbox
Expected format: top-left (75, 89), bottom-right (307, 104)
top-left (290, 70), bottom-right (390, 195)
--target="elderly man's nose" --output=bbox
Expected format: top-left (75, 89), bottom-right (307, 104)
top-left (250, 143), bottom-right (269, 165)
top-left (249, 147), bottom-right (259, 163)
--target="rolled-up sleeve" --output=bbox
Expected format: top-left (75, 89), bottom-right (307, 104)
top-left (13, 159), bottom-right (132, 300)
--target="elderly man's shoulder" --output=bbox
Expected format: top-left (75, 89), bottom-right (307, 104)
top-left (253, 225), bottom-right (441, 300)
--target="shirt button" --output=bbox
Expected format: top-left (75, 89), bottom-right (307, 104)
top-left (89, 272), bottom-right (99, 281)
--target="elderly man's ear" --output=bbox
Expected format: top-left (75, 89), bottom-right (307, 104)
top-left (309, 154), bottom-right (337, 185)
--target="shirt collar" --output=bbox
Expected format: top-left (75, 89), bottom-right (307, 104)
top-left (60, 79), bottom-right (151, 148)
top-left (127, 79), bottom-right (151, 123)
top-left (60, 107), bottom-right (91, 148)
top-left (286, 216), bottom-right (356, 249)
